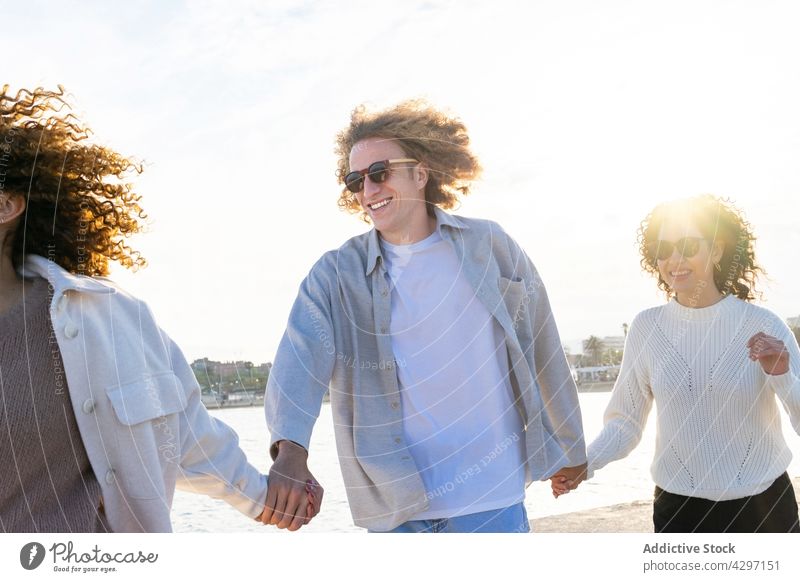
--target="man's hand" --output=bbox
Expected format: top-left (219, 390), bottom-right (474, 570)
top-left (259, 440), bottom-right (324, 531)
top-left (548, 462), bottom-right (588, 499)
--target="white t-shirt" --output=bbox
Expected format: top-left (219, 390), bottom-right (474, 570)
top-left (380, 228), bottom-right (526, 519)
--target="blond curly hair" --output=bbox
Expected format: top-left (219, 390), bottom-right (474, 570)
top-left (334, 99), bottom-right (482, 222)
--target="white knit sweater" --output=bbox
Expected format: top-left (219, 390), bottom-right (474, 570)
top-left (587, 294), bottom-right (800, 501)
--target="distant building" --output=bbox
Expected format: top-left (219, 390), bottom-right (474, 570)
top-left (191, 358), bottom-right (271, 390)
top-left (601, 336), bottom-right (625, 351)
top-left (787, 315), bottom-right (800, 329)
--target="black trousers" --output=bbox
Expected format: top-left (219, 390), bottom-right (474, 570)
top-left (653, 472), bottom-right (800, 533)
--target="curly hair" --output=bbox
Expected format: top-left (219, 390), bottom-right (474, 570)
top-left (637, 194), bottom-right (764, 301)
top-left (334, 99), bottom-right (482, 222)
top-left (0, 85), bottom-right (146, 276)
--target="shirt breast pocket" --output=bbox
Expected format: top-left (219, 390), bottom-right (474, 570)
top-left (105, 372), bottom-right (188, 499)
top-left (498, 276), bottom-right (528, 326)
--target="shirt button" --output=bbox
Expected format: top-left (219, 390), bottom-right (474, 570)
top-left (64, 323), bottom-right (79, 338)
top-left (82, 398), bottom-right (95, 414)
top-left (56, 293), bottom-right (69, 313)
top-left (104, 469), bottom-right (116, 485)
top-left (390, 402), bottom-right (400, 410)
top-left (380, 325), bottom-right (388, 334)
top-left (394, 437), bottom-right (402, 444)
top-left (381, 288), bottom-right (388, 296)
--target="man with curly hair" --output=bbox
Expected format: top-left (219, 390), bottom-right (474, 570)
top-left (263, 100), bottom-right (587, 532)
top-left (0, 85), bottom-right (301, 532)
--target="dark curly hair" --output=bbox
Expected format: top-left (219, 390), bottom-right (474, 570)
top-left (334, 99), bottom-right (482, 222)
top-left (0, 85), bottom-right (146, 276)
top-left (637, 194), bottom-right (764, 301)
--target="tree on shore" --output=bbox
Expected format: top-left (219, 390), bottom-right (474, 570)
top-left (583, 335), bottom-right (606, 366)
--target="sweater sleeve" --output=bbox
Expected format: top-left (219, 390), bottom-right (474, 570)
top-left (762, 317), bottom-right (800, 436)
top-left (586, 314), bottom-right (654, 477)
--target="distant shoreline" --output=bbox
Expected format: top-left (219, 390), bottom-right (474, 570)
top-left (576, 381), bottom-right (615, 393)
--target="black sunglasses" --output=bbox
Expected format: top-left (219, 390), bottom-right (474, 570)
top-left (647, 237), bottom-right (707, 261)
top-left (343, 158), bottom-right (418, 193)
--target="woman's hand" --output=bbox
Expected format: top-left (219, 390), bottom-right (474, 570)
top-left (748, 332), bottom-right (790, 376)
top-left (550, 475), bottom-right (570, 498)
top-left (549, 463), bottom-right (588, 498)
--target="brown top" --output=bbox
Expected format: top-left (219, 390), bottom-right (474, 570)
top-left (0, 276), bottom-right (106, 532)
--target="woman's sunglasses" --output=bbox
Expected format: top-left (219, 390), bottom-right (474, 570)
top-left (343, 158), bottom-right (418, 193)
top-left (647, 237), bottom-right (707, 261)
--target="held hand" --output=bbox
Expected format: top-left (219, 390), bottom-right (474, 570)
top-left (747, 332), bottom-right (790, 376)
top-left (548, 463), bottom-right (588, 498)
top-left (305, 478), bottom-right (323, 522)
top-left (256, 481), bottom-right (320, 527)
top-left (550, 475), bottom-right (570, 498)
top-left (260, 440), bottom-right (324, 531)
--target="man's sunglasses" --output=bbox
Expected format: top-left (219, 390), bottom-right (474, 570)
top-left (647, 237), bottom-right (707, 261)
top-left (343, 158), bottom-right (418, 193)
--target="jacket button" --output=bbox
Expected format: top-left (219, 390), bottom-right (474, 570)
top-left (104, 470), bottom-right (116, 485)
top-left (64, 323), bottom-right (79, 338)
top-left (390, 401), bottom-right (400, 410)
top-left (82, 398), bottom-right (95, 414)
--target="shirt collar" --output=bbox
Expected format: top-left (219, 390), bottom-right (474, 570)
top-left (19, 254), bottom-right (117, 295)
top-left (364, 206), bottom-right (469, 276)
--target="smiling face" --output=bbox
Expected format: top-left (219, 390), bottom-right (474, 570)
top-left (348, 137), bottom-right (431, 244)
top-left (655, 217), bottom-right (724, 305)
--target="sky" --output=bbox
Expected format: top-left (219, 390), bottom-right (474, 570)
top-left (4, 0), bottom-right (800, 363)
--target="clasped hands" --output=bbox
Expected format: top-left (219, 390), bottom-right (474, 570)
top-left (549, 462), bottom-right (588, 498)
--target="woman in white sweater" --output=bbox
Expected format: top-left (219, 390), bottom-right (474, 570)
top-left (552, 194), bottom-right (800, 533)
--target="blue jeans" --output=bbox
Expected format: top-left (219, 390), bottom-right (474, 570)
top-left (371, 502), bottom-right (530, 533)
